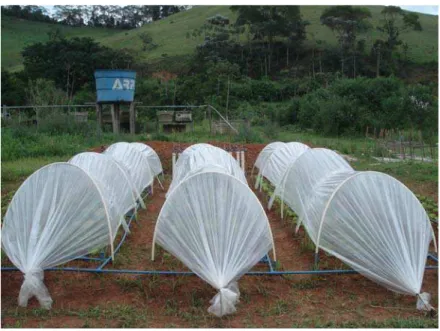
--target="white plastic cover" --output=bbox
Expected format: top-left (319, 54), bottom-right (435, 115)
top-left (305, 171), bottom-right (435, 306)
top-left (130, 142), bottom-right (163, 176)
top-left (269, 148), bottom-right (353, 226)
top-left (255, 142), bottom-right (310, 190)
top-left (69, 152), bottom-right (139, 231)
top-left (1, 163), bottom-right (115, 309)
top-left (168, 143), bottom-right (246, 197)
top-left (104, 142), bottom-right (154, 195)
top-left (152, 171), bottom-right (275, 317)
top-left (252, 141), bottom-right (285, 175)
top-left (273, 146), bottom-right (436, 309)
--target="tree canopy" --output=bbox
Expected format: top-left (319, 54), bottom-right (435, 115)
top-left (22, 37), bottom-right (133, 98)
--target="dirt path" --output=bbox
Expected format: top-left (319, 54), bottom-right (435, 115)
top-left (1, 141), bottom-right (438, 328)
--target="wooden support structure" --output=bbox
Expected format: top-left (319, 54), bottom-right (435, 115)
top-left (129, 102), bottom-right (136, 134)
top-left (110, 104), bottom-right (120, 134)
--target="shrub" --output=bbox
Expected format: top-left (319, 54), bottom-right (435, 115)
top-left (37, 112), bottom-right (97, 136)
top-left (250, 79), bottom-right (280, 102)
top-left (261, 120), bottom-right (279, 140)
top-left (233, 124), bottom-right (263, 143)
top-left (312, 95), bottom-right (354, 135)
top-left (297, 77), bottom-right (436, 136)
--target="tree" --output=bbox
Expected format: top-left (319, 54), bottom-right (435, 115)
top-left (2, 5), bottom-right (54, 23)
top-left (375, 6), bottom-right (422, 73)
top-left (320, 6), bottom-right (372, 77)
top-left (139, 32), bottom-right (157, 51)
top-left (231, 6), bottom-right (307, 75)
top-left (151, 6), bottom-right (161, 21)
top-left (54, 5), bottom-right (86, 26)
top-left (1, 68), bottom-right (27, 106)
top-left (22, 37), bottom-right (133, 99)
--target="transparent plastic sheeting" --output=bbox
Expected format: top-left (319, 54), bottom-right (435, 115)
top-left (269, 148), bottom-right (353, 230)
top-left (1, 163), bottom-right (115, 309)
top-left (270, 147), bottom-right (436, 310)
top-left (69, 152), bottom-right (140, 232)
top-left (255, 142), bottom-right (309, 191)
top-left (311, 172), bottom-right (435, 310)
top-left (252, 141), bottom-right (285, 174)
top-left (104, 142), bottom-right (154, 196)
top-left (152, 172), bottom-right (275, 317)
top-left (130, 142), bottom-right (163, 176)
top-left (167, 143), bottom-right (246, 197)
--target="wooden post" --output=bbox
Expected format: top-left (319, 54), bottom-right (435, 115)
top-left (111, 103), bottom-right (120, 134)
top-left (96, 103), bottom-right (103, 131)
top-left (429, 140), bottom-right (434, 161)
top-left (129, 102), bottom-right (135, 135)
top-left (226, 76), bottom-right (230, 121)
top-left (209, 105), bottom-right (212, 135)
top-left (421, 138), bottom-right (426, 162)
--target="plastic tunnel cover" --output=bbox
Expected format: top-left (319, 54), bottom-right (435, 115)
top-left (253, 141), bottom-right (285, 174)
top-left (168, 143), bottom-right (246, 198)
top-left (130, 142), bottom-right (163, 176)
top-left (69, 152), bottom-right (139, 232)
top-left (1, 163), bottom-right (114, 309)
top-left (274, 148), bottom-right (353, 236)
top-left (104, 142), bottom-right (154, 195)
top-left (152, 171), bottom-right (275, 317)
top-left (310, 171), bottom-right (434, 297)
top-left (256, 142), bottom-right (309, 190)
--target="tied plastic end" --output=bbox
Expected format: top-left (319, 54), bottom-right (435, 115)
top-left (417, 292), bottom-right (434, 312)
top-left (208, 283), bottom-right (240, 317)
top-left (18, 269), bottom-right (53, 310)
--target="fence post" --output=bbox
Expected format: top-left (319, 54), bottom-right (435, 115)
top-left (419, 130), bottom-right (425, 162)
top-left (208, 105), bottom-right (212, 135)
top-left (96, 103), bottom-right (103, 131)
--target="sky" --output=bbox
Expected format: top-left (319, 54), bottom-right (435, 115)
top-left (43, 5), bottom-right (438, 16)
top-left (400, 5), bottom-right (438, 15)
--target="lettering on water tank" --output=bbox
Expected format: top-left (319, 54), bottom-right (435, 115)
top-left (112, 79), bottom-right (135, 90)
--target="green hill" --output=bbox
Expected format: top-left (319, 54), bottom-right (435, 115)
top-left (1, 6), bottom-right (438, 72)
top-left (1, 15), bottom-right (121, 71)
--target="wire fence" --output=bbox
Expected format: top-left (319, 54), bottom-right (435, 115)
top-left (366, 127), bottom-right (437, 162)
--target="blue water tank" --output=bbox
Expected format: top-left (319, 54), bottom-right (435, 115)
top-left (94, 70), bottom-right (136, 103)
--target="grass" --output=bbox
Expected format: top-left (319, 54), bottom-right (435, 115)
top-left (353, 159), bottom-right (438, 184)
top-left (306, 317), bottom-right (439, 328)
top-left (1, 156), bottom-right (67, 183)
top-left (2, 6), bottom-right (437, 71)
top-left (1, 15), bottom-right (121, 71)
top-left (105, 5), bottom-right (438, 65)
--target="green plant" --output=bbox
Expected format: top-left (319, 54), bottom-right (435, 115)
top-left (150, 132), bottom-right (170, 141)
top-left (232, 124), bottom-right (263, 143)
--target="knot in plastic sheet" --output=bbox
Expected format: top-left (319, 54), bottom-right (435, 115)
top-left (19, 269), bottom-right (53, 309)
top-left (416, 292), bottom-right (433, 311)
top-left (208, 282), bottom-right (240, 317)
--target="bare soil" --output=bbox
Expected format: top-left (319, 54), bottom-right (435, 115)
top-left (1, 141), bottom-right (437, 328)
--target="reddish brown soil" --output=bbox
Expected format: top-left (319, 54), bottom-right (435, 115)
top-left (1, 141), bottom-right (438, 328)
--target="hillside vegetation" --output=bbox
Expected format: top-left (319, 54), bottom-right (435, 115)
top-left (2, 5), bottom-right (438, 72)
top-left (1, 15), bottom-right (120, 71)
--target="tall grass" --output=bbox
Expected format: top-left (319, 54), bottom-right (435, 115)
top-left (1, 123), bottom-right (144, 162)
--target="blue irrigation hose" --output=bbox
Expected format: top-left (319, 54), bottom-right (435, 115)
top-left (428, 253), bottom-right (438, 263)
top-left (97, 210), bottom-right (137, 270)
top-left (1, 265), bottom-right (437, 275)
